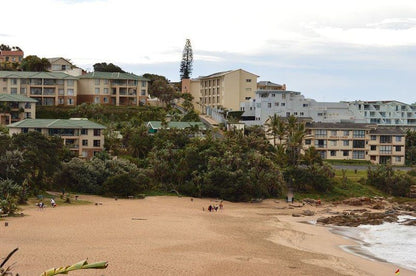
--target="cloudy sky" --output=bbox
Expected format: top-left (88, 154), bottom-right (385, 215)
top-left (1, 0), bottom-right (416, 103)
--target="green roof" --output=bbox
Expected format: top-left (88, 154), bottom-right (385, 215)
top-left (7, 118), bottom-right (106, 129)
top-left (0, 93), bottom-right (37, 103)
top-left (80, 72), bottom-right (149, 81)
top-left (0, 71), bottom-right (78, 79)
top-left (147, 121), bottom-right (206, 130)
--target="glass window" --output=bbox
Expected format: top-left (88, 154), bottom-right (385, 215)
top-left (343, 150), bottom-right (349, 156)
top-left (395, 136), bottom-right (402, 142)
top-left (95, 79), bottom-right (100, 85)
top-left (67, 89), bottom-right (74, 96)
top-left (10, 88), bottom-right (17, 94)
top-left (246, 79), bottom-right (251, 82)
top-left (67, 80), bottom-right (74, 87)
top-left (330, 150), bottom-right (336, 156)
top-left (380, 145), bottom-right (392, 154)
top-left (68, 98), bottom-right (73, 105)
top-left (82, 140), bottom-right (88, 146)
top-left (141, 81), bottom-right (146, 87)
top-left (370, 135), bottom-right (376, 140)
top-left (95, 88), bottom-right (100, 94)
top-left (353, 140), bottom-right (365, 148)
top-left (352, 150), bottom-right (365, 159)
top-left (93, 140), bottom-right (101, 147)
top-left (331, 130), bottom-right (337, 136)
top-left (267, 103), bottom-right (271, 108)
top-left (316, 129), bottom-right (327, 137)
top-left (353, 130), bottom-right (365, 138)
top-left (141, 89), bottom-right (146, 96)
top-left (104, 88), bottom-right (109, 94)
top-left (395, 146), bottom-right (401, 152)
top-left (380, 136), bottom-right (392, 143)
top-left (395, 156), bottom-right (402, 162)
top-left (343, 140), bottom-right (349, 146)
top-left (81, 129), bottom-right (88, 135)
top-left (370, 145), bottom-right (376, 151)
top-left (305, 139), bottom-right (311, 145)
top-left (93, 129), bottom-right (101, 136)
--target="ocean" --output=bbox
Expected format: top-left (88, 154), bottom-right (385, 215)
top-left (330, 216), bottom-right (416, 272)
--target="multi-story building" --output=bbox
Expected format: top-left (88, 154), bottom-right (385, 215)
top-left (182, 69), bottom-right (258, 113)
top-left (0, 71), bottom-right (78, 106)
top-left (0, 94), bottom-right (37, 125)
top-left (241, 89), bottom-right (365, 125)
top-left (346, 100), bottom-right (416, 127)
top-left (7, 118), bottom-right (106, 159)
top-left (257, 81), bottom-right (286, 91)
top-left (303, 122), bottom-right (405, 165)
top-left (78, 72), bottom-right (148, 106)
top-left (47, 57), bottom-right (84, 76)
top-left (0, 50), bottom-right (24, 64)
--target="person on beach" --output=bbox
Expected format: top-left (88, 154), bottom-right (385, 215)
top-left (51, 198), bottom-right (56, 208)
top-left (219, 201), bottom-right (223, 210)
top-left (38, 201), bottom-right (45, 210)
top-left (208, 205), bottom-right (212, 212)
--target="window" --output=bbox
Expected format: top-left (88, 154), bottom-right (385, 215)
top-left (315, 140), bottom-right (326, 148)
top-left (104, 79), bottom-right (109, 84)
top-left (58, 89), bottom-right (64, 95)
top-left (267, 103), bottom-right (271, 108)
top-left (316, 129), bottom-right (327, 137)
top-left (352, 150), bottom-right (365, 159)
top-left (353, 140), bottom-right (365, 148)
top-left (305, 139), bottom-right (311, 145)
top-left (2, 87), bottom-right (6, 92)
top-left (81, 129), bottom-right (88, 135)
top-left (24, 103), bottom-right (31, 109)
top-left (329, 140), bottom-right (337, 146)
top-left (294, 112), bottom-right (298, 115)
top-left (271, 94), bottom-right (275, 97)
top-left (343, 150), bottom-right (349, 156)
top-left (303, 104), bottom-right (308, 107)
top-left (395, 136), bottom-right (402, 142)
top-left (22, 128), bottom-right (29, 133)
top-left (93, 129), bottom-right (101, 136)
top-left (59, 98), bottom-right (64, 105)
top-left (94, 97), bottom-right (100, 104)
top-left (68, 98), bottom-right (73, 105)
top-left (370, 135), bottom-right (376, 140)
top-left (343, 140), bottom-right (349, 146)
top-left (395, 146), bottom-right (402, 152)
top-left (353, 130), bottom-right (365, 138)
top-left (93, 140), bottom-right (101, 147)
top-left (67, 80), bottom-right (74, 87)
top-left (103, 97), bottom-right (108, 103)
top-left (286, 112), bottom-right (290, 117)
top-left (331, 130), bottom-right (337, 136)
top-left (141, 89), bottom-right (146, 96)
top-left (57, 79), bottom-right (64, 85)
top-left (141, 81), bottom-right (146, 87)
top-left (330, 150), bottom-right (336, 156)
top-left (380, 145), bottom-right (392, 154)
top-left (25, 112), bottom-right (32, 119)
top-left (395, 156), bottom-right (402, 162)
top-left (370, 145), bottom-right (376, 151)
top-left (11, 79), bottom-right (17, 85)
top-left (67, 89), bottom-right (74, 96)
top-left (245, 97), bottom-right (251, 100)
top-left (380, 136), bottom-right (392, 143)
top-left (95, 79), bottom-right (100, 85)
top-left (317, 113), bottom-right (323, 116)
top-left (246, 79), bottom-right (252, 82)
top-left (282, 94), bottom-right (286, 99)
top-left (281, 103), bottom-right (285, 106)
top-left (10, 88), bottom-right (17, 94)
top-left (95, 88), bottom-right (100, 94)
top-left (82, 140), bottom-right (88, 146)
top-left (300, 112), bottom-right (304, 116)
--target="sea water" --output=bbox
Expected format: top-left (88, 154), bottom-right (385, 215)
top-left (356, 216), bottom-right (416, 271)
top-left (331, 216), bottom-right (416, 272)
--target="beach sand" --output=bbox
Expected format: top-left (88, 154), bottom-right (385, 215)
top-left (1, 195), bottom-right (415, 275)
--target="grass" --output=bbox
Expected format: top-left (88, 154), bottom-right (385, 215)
top-left (325, 159), bottom-right (371, 166)
top-left (27, 192), bottom-right (91, 208)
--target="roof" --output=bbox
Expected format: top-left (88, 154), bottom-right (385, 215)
top-left (346, 100), bottom-right (409, 106)
top-left (7, 118), bottom-right (106, 129)
top-left (258, 81), bottom-right (284, 87)
top-left (198, 69), bottom-right (259, 79)
top-left (0, 50), bottom-right (24, 56)
top-left (256, 90), bottom-right (301, 95)
top-left (47, 57), bottom-right (73, 65)
top-left (306, 122), bottom-right (377, 130)
top-left (0, 93), bottom-right (37, 103)
top-left (369, 127), bottom-right (405, 135)
top-left (147, 121), bottom-right (206, 130)
top-left (0, 71), bottom-right (78, 79)
top-left (80, 72), bottom-right (148, 81)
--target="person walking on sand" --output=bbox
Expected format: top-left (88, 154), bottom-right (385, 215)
top-left (219, 201), bottom-right (224, 210)
top-left (208, 205), bottom-right (212, 212)
top-left (51, 198), bottom-right (56, 208)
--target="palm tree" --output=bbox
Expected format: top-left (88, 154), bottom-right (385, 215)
top-left (265, 114), bottom-right (285, 146)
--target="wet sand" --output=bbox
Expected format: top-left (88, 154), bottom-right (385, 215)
top-left (1, 196), bottom-right (415, 275)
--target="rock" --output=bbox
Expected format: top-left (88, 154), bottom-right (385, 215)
top-left (401, 219), bottom-right (416, 226)
top-left (317, 212), bottom-right (398, 227)
top-left (372, 203), bottom-right (385, 210)
top-left (343, 197), bottom-right (373, 206)
top-left (302, 210), bottom-right (315, 216)
top-left (292, 213), bottom-right (302, 217)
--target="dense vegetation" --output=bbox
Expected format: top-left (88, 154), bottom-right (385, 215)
top-left (367, 165), bottom-right (415, 197)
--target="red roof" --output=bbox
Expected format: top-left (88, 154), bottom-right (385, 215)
top-left (0, 50), bottom-right (24, 56)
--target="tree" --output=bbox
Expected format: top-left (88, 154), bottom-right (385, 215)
top-left (179, 39), bottom-right (193, 80)
top-left (149, 79), bottom-right (178, 106)
top-left (93, 62), bottom-right (125, 73)
top-left (20, 55), bottom-right (51, 72)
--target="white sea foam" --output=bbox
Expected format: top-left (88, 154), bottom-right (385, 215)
top-left (355, 216), bottom-right (416, 271)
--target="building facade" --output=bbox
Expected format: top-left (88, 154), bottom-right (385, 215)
top-left (7, 118), bottom-right (106, 159)
top-left (0, 71), bottom-right (78, 106)
top-left (303, 122), bottom-right (405, 165)
top-left (0, 94), bottom-right (37, 125)
top-left (182, 69), bottom-right (258, 113)
top-left (0, 50), bottom-right (24, 64)
top-left (78, 72), bottom-right (148, 106)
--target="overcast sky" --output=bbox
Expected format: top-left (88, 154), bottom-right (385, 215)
top-left (1, 0), bottom-right (416, 103)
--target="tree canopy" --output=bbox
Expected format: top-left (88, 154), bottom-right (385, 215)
top-left (93, 62), bottom-right (125, 73)
top-left (179, 39), bottom-right (193, 80)
top-left (20, 55), bottom-right (50, 72)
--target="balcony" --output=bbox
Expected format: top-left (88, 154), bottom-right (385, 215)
top-left (30, 88), bottom-right (42, 95)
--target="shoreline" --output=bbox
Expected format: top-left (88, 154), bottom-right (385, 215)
top-left (1, 196), bottom-right (416, 275)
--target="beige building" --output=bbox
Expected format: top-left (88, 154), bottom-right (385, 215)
top-left (78, 72), bottom-right (148, 106)
top-left (0, 50), bottom-right (24, 64)
top-left (0, 71), bottom-right (78, 106)
top-left (303, 122), bottom-right (405, 165)
top-left (182, 69), bottom-right (258, 113)
top-left (0, 94), bottom-right (37, 125)
top-left (257, 81), bottom-right (286, 91)
top-left (7, 118), bottom-right (106, 159)
top-left (47, 57), bottom-right (84, 76)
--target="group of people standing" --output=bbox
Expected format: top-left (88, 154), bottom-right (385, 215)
top-left (37, 198), bottom-right (56, 210)
top-left (207, 201), bottom-right (224, 212)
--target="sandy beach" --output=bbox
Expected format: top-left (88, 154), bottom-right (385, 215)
top-left (1, 195), bottom-right (415, 276)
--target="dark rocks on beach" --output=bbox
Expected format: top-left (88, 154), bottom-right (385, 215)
top-left (292, 213), bottom-right (302, 217)
top-left (371, 203), bottom-right (384, 210)
top-left (317, 212), bottom-right (398, 227)
top-left (401, 219), bottom-right (416, 226)
top-left (302, 210), bottom-right (315, 216)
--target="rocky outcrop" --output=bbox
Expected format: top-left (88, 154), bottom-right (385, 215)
top-left (317, 212), bottom-right (397, 227)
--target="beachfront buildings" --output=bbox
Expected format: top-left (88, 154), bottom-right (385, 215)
top-left (182, 69), bottom-right (258, 113)
top-left (241, 89), bottom-right (365, 125)
top-left (7, 118), bottom-right (106, 159)
top-left (0, 94), bottom-right (37, 125)
top-left (78, 72), bottom-right (148, 106)
top-left (0, 49), bottom-right (24, 64)
top-left (303, 122), bottom-right (405, 165)
top-left (0, 71), bottom-right (78, 106)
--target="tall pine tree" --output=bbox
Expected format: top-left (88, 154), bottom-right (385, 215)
top-left (180, 39), bottom-right (193, 80)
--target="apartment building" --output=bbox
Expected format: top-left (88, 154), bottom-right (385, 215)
top-left (0, 50), bottom-right (24, 63)
top-left (303, 122), bottom-right (405, 165)
top-left (78, 72), bottom-right (148, 106)
top-left (241, 89), bottom-right (364, 125)
top-left (346, 100), bottom-right (416, 127)
top-left (257, 81), bottom-right (286, 91)
top-left (0, 71), bottom-right (78, 106)
top-left (0, 94), bottom-right (37, 125)
top-left (47, 57), bottom-right (84, 76)
top-left (7, 118), bottom-right (106, 159)
top-left (182, 69), bottom-right (258, 113)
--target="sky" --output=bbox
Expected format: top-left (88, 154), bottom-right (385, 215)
top-left (1, 0), bottom-right (416, 103)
